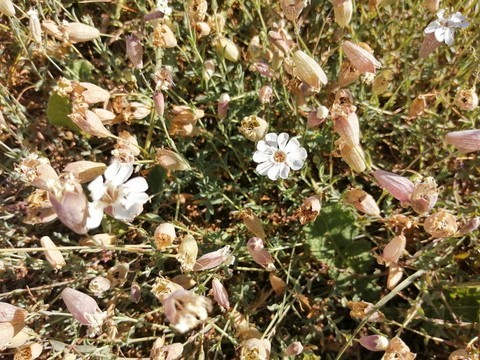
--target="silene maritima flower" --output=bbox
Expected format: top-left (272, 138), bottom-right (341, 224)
top-left (253, 133), bottom-right (307, 180)
top-left (86, 161), bottom-right (149, 229)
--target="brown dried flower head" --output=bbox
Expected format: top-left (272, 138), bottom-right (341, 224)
top-left (156, 149), bottom-right (191, 171)
top-left (154, 222), bottom-right (176, 250)
top-left (170, 105), bottom-right (205, 125)
top-left (40, 236), bottom-right (66, 270)
top-left (150, 337), bottom-right (184, 360)
top-left (347, 300), bottom-right (385, 322)
top-left (297, 195), bottom-right (322, 224)
top-left (69, 107), bottom-right (113, 138)
top-left (240, 209), bottom-right (266, 238)
top-left (292, 50), bottom-right (328, 90)
top-left (380, 235), bottom-right (406, 267)
top-left (240, 337), bottom-right (271, 360)
top-left (408, 95), bottom-right (426, 118)
top-left (410, 177), bottom-right (438, 214)
top-left (342, 41), bottom-right (381, 74)
top-left (177, 235), bottom-right (198, 272)
top-left (454, 88), bottom-right (479, 111)
top-left (424, 210), bottom-right (458, 238)
top-left (280, 0), bottom-right (305, 22)
top-left (239, 115), bottom-right (268, 142)
top-left (89, 276), bottom-right (111, 296)
top-left (337, 60), bottom-right (361, 87)
top-left (152, 276), bottom-right (184, 302)
top-left (63, 161), bottom-right (106, 183)
top-left (337, 140), bottom-right (367, 173)
top-left (18, 154), bottom-right (59, 190)
top-left (424, 0), bottom-right (440, 13)
top-left (372, 70), bottom-right (393, 95)
top-left (383, 337), bottom-right (416, 360)
top-left (25, 189), bottom-right (57, 225)
top-left (332, 0), bottom-right (353, 28)
top-left (153, 24), bottom-right (177, 48)
top-left (269, 272), bottom-right (287, 295)
top-left (187, 0), bottom-right (208, 25)
top-left (345, 188), bottom-right (380, 217)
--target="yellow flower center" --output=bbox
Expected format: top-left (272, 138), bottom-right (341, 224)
top-left (274, 150), bottom-right (286, 163)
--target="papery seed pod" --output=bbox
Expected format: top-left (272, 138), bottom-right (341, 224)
top-left (154, 66), bottom-right (175, 91)
top-left (383, 337), bottom-right (415, 359)
top-left (172, 274), bottom-right (196, 290)
top-left (214, 36), bottom-right (240, 62)
top-left (42, 20), bottom-right (63, 40)
top-left (130, 282), bottom-right (141, 304)
top-left (424, 0), bottom-right (440, 14)
top-left (292, 50), bottom-right (328, 90)
top-left (40, 236), bottom-right (66, 270)
top-left (69, 107), bottom-right (113, 138)
top-left (211, 278), bottom-right (230, 310)
top-left (246, 35), bottom-right (262, 61)
top-left (380, 235), bottom-right (406, 267)
top-left (0, 0), bottom-right (15, 17)
top-left (193, 246), bottom-right (234, 271)
top-left (195, 22), bottom-right (211, 38)
top-left (202, 59), bottom-right (215, 80)
top-left (307, 106), bottom-right (329, 129)
top-left (239, 115), bottom-right (268, 142)
top-left (0, 322), bottom-right (26, 349)
top-left (359, 335), bottom-right (389, 352)
top-left (18, 154), bottom-right (59, 190)
top-left (152, 276), bottom-right (184, 302)
top-left (373, 169), bottom-right (414, 203)
top-left (126, 34), bottom-right (143, 69)
top-left (154, 222), bottom-right (176, 250)
top-left (332, 0), bottom-right (352, 28)
top-left (170, 122), bottom-right (200, 137)
top-left (240, 338), bottom-right (271, 360)
top-left (107, 263), bottom-right (129, 287)
top-left (408, 96), bottom-right (426, 118)
top-left (217, 93), bottom-right (230, 120)
top-left (6, 327), bottom-right (35, 349)
top-left (25, 190), bottom-right (57, 225)
top-left (345, 188), bottom-right (380, 217)
top-left (80, 233), bottom-right (116, 246)
top-left (177, 235), bottom-right (198, 272)
top-left (424, 210), bottom-right (457, 238)
top-left (338, 140), bottom-right (367, 173)
top-left (14, 342), bottom-right (43, 359)
top-left (337, 60), bottom-right (361, 87)
top-left (387, 262), bottom-right (403, 290)
top-left (268, 30), bottom-right (293, 55)
top-left (333, 110), bottom-right (360, 146)
top-left (153, 92), bottom-right (165, 117)
top-left (449, 349), bottom-right (471, 360)
top-left (285, 341), bottom-right (303, 356)
top-left (445, 129), bottom-right (480, 153)
top-left (0, 302), bottom-right (27, 323)
top-left (247, 237), bottom-right (275, 271)
top-left (208, 13), bottom-right (225, 34)
top-left (156, 149), bottom-right (191, 171)
top-left (93, 108), bottom-right (116, 124)
top-left (410, 177), bottom-right (438, 214)
top-left (342, 41), bottom-right (381, 74)
top-left (130, 102), bottom-right (151, 119)
top-left (63, 161), bottom-right (106, 183)
top-left (151, 339), bottom-right (184, 360)
top-left (240, 209), bottom-right (266, 239)
top-left (372, 70), bottom-right (393, 95)
top-left (347, 301), bottom-right (385, 322)
top-left (153, 24), bottom-right (177, 48)
top-left (28, 9), bottom-right (42, 44)
top-left (89, 276), bottom-right (111, 296)
top-left (280, 0), bottom-right (305, 22)
top-left (457, 217), bottom-right (480, 236)
top-left (454, 88), bottom-right (479, 111)
top-left (297, 195), bottom-right (321, 224)
top-left (61, 288), bottom-right (106, 328)
top-left (419, 33), bottom-right (441, 58)
top-left (63, 22), bottom-right (100, 43)
top-left (269, 272), bottom-right (286, 295)
top-left (258, 85), bottom-right (273, 104)
top-left (48, 174), bottom-right (88, 234)
top-left (78, 82), bottom-right (110, 104)
top-left (187, 0), bottom-right (208, 24)
top-left (170, 105), bottom-right (205, 124)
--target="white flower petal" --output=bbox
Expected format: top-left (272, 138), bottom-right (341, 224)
top-left (424, 21), bottom-right (441, 34)
top-left (289, 147), bottom-right (308, 161)
top-left (256, 161), bottom-right (273, 175)
top-left (277, 133), bottom-right (289, 150)
top-left (256, 140), bottom-right (274, 154)
top-left (123, 177), bottom-right (149, 193)
top-left (253, 151), bottom-right (271, 163)
top-left (444, 29), bottom-right (454, 45)
top-left (286, 157), bottom-right (305, 171)
top-left (267, 164), bottom-right (281, 180)
top-left (87, 176), bottom-right (106, 201)
top-left (87, 202), bottom-right (105, 229)
top-left (122, 192), bottom-right (149, 209)
top-left (279, 164), bottom-right (290, 179)
top-left (434, 27), bottom-right (446, 42)
top-left (285, 137), bottom-right (301, 154)
top-left (436, 9), bottom-right (446, 20)
top-left (111, 202), bottom-right (137, 221)
top-left (264, 133), bottom-right (278, 149)
top-left (108, 162), bottom-right (134, 186)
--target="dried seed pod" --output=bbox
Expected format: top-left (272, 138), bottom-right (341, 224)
top-left (28, 9), bottom-right (42, 44)
top-left (337, 140), bottom-right (367, 173)
top-left (292, 50), bottom-right (328, 90)
top-left (419, 33), bottom-right (441, 58)
top-left (359, 335), bottom-right (389, 352)
top-left (40, 236), bottom-right (66, 270)
top-left (342, 41), bottom-right (381, 74)
top-left (383, 337), bottom-right (415, 359)
top-left (156, 149), bottom-right (191, 171)
top-left (285, 341), bottom-right (303, 356)
top-left (297, 195), bottom-right (321, 224)
top-left (89, 276), bottom-right (111, 296)
top-left (107, 263), bottom-right (129, 287)
top-left (63, 161), bottom-right (106, 183)
top-left (217, 93), bottom-right (230, 120)
top-left (380, 235), bottom-right (406, 267)
top-left (424, 210), bottom-right (458, 238)
top-left (195, 22), bottom-right (211, 38)
top-left (177, 235), bottom-right (198, 272)
top-left (332, 0), bottom-right (352, 28)
top-left (424, 0), bottom-right (440, 13)
top-left (345, 188), bottom-right (380, 217)
top-left (269, 272), bottom-right (286, 295)
top-left (280, 0), bottom-right (305, 22)
top-left (172, 274), bottom-right (196, 290)
top-left (153, 24), bottom-right (177, 48)
top-left (193, 246), bottom-right (234, 271)
top-left (239, 115), bottom-right (268, 142)
top-left (410, 177), bottom-right (438, 214)
top-left (333, 110), bottom-right (360, 146)
top-left (69, 107), bottom-right (112, 138)
top-left (25, 189), bottom-right (57, 225)
top-left (78, 82), bottom-right (110, 104)
top-left (152, 276), bottom-right (184, 302)
top-left (240, 209), bottom-right (266, 239)
top-left (154, 222), bottom-right (176, 250)
top-left (18, 154), bottom-right (59, 190)
top-left (373, 169), bottom-right (414, 203)
top-left (247, 237), bottom-right (275, 271)
top-left (0, 0), bottom-right (15, 16)
top-left (214, 36), bottom-right (240, 62)
top-left (153, 92), bottom-right (165, 117)
top-left (408, 96), bottom-right (426, 118)
top-left (211, 278), bottom-right (230, 310)
top-left (457, 217), bottom-right (480, 236)
top-left (387, 262), bottom-right (403, 290)
top-left (445, 129), bottom-right (480, 153)
top-left (14, 342), bottom-right (43, 359)
top-left (454, 88), bottom-right (479, 111)
top-left (187, 0), bottom-right (208, 24)
top-left (337, 60), bottom-right (361, 87)
top-left (0, 302), bottom-right (27, 323)
top-left (307, 106), bottom-right (329, 129)
top-left (240, 338), bottom-right (271, 360)
top-left (63, 22), bottom-right (101, 43)
top-left (202, 59), bottom-right (215, 80)
top-left (126, 34), bottom-right (143, 69)
top-left (347, 301), bottom-right (385, 322)
top-left (170, 105), bottom-right (204, 124)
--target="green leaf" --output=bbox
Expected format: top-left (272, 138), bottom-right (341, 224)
top-left (70, 59), bottom-right (94, 81)
top-left (46, 92), bottom-right (77, 130)
top-left (147, 165), bottom-right (166, 194)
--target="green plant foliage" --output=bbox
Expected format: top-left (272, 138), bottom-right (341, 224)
top-left (46, 92), bottom-right (77, 130)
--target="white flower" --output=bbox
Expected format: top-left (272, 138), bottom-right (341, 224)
top-left (156, 0), bottom-right (172, 17)
top-left (253, 132), bottom-right (307, 180)
top-left (424, 9), bottom-right (469, 45)
top-left (86, 162), bottom-right (149, 229)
